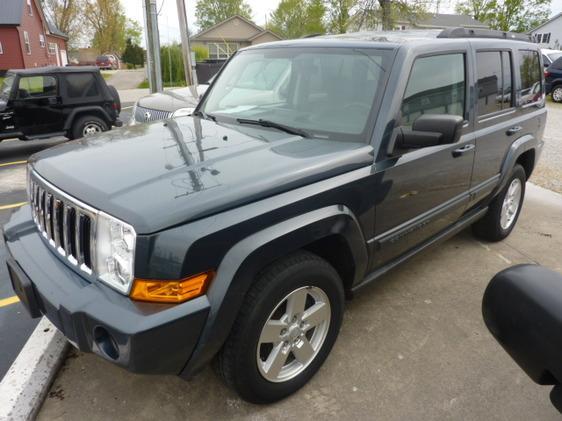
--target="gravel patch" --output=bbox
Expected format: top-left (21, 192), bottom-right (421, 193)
top-left (531, 101), bottom-right (562, 193)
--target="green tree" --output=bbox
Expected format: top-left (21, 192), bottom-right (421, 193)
top-left (456, 0), bottom-right (551, 32)
top-left (42, 0), bottom-right (85, 48)
top-left (121, 38), bottom-right (144, 68)
top-left (195, 0), bottom-right (253, 30)
top-left (268, 0), bottom-right (327, 39)
top-left (327, 0), bottom-right (355, 34)
top-left (125, 19), bottom-right (143, 46)
top-left (83, 0), bottom-right (128, 54)
top-left (351, 0), bottom-right (429, 31)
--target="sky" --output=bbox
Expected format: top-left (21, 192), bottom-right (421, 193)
top-left (122, 0), bottom-right (562, 46)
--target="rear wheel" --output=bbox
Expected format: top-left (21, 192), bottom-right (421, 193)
top-left (69, 115), bottom-right (108, 140)
top-left (216, 251), bottom-right (344, 403)
top-left (552, 86), bottom-right (562, 103)
top-left (473, 164), bottom-right (526, 242)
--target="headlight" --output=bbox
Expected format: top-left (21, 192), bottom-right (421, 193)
top-left (171, 107), bottom-right (194, 118)
top-left (95, 212), bottom-right (136, 294)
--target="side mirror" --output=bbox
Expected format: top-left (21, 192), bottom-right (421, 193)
top-left (394, 114), bottom-right (464, 151)
top-left (483, 264), bottom-right (562, 413)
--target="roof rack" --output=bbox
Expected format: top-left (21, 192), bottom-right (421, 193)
top-left (438, 27), bottom-right (533, 42)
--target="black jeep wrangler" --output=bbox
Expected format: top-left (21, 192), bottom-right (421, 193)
top-left (4, 29), bottom-right (546, 403)
top-left (0, 66), bottom-right (121, 142)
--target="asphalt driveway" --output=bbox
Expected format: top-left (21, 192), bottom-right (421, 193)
top-left (37, 183), bottom-right (562, 420)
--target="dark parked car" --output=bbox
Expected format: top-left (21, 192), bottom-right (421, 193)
top-left (4, 28), bottom-right (546, 404)
top-left (545, 56), bottom-right (562, 102)
top-left (0, 66), bottom-right (122, 142)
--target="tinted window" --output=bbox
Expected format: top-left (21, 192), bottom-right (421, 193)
top-left (401, 54), bottom-right (465, 126)
top-left (476, 51), bottom-right (513, 116)
top-left (17, 76), bottom-right (57, 98)
top-left (65, 73), bottom-right (99, 98)
top-left (519, 50), bottom-right (542, 105)
top-left (551, 57), bottom-right (562, 70)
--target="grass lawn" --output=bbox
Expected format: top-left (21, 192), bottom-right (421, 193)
top-left (137, 79), bottom-right (187, 89)
top-left (100, 71), bottom-right (113, 81)
top-left (0, 77), bottom-right (4, 86)
top-left (546, 95), bottom-right (562, 108)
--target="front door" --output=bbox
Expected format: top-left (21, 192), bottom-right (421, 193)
top-left (13, 75), bottom-right (65, 137)
top-left (371, 52), bottom-right (475, 268)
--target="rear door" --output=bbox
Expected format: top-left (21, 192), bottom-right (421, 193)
top-left (13, 75), bottom-right (65, 136)
top-left (371, 51), bottom-right (475, 268)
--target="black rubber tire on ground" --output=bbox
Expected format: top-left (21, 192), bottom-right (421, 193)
top-left (472, 164), bottom-right (526, 242)
top-left (68, 115), bottom-right (108, 140)
top-left (215, 251), bottom-right (345, 404)
top-left (107, 85), bottom-right (121, 114)
top-left (552, 85), bottom-right (562, 103)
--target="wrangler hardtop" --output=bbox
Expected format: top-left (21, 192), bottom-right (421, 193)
top-left (4, 28), bottom-right (545, 404)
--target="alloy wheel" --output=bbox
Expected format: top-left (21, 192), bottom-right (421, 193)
top-left (82, 123), bottom-right (103, 136)
top-left (500, 178), bottom-right (522, 230)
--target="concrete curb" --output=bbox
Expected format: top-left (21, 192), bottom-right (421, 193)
top-left (0, 317), bottom-right (68, 421)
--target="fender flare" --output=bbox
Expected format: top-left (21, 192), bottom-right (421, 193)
top-left (494, 134), bottom-right (537, 195)
top-left (179, 205), bottom-right (368, 378)
top-left (63, 106), bottom-right (112, 131)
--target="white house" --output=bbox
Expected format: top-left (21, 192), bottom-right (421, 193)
top-left (530, 12), bottom-right (562, 50)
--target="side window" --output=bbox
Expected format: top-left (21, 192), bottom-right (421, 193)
top-left (476, 51), bottom-right (513, 117)
top-left (519, 50), bottom-right (542, 105)
top-left (65, 73), bottom-right (99, 98)
top-left (401, 54), bottom-right (465, 126)
top-left (17, 76), bottom-right (57, 98)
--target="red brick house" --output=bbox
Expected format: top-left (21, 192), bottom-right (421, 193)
top-left (0, 0), bottom-right (69, 73)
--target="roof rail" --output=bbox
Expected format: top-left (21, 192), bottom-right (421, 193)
top-left (438, 27), bottom-right (533, 42)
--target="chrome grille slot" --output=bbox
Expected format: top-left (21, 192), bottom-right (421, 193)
top-left (134, 105), bottom-right (173, 123)
top-left (29, 172), bottom-right (97, 275)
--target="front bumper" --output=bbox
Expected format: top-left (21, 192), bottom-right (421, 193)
top-left (3, 206), bottom-right (210, 375)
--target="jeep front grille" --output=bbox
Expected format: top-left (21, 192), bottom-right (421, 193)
top-left (134, 105), bottom-right (172, 123)
top-left (29, 172), bottom-right (97, 274)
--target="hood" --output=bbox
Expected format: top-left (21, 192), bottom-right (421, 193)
top-left (137, 85), bottom-right (208, 112)
top-left (31, 117), bottom-right (374, 233)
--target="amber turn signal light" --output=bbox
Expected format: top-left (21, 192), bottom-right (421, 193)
top-left (130, 272), bottom-right (213, 303)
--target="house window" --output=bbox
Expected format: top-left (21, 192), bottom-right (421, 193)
top-left (39, 34), bottom-right (45, 48)
top-left (544, 33), bottom-right (551, 43)
top-left (208, 43), bottom-right (238, 60)
top-left (0, 42), bottom-right (3, 55)
top-left (24, 31), bottom-right (31, 54)
top-left (48, 42), bottom-right (57, 55)
top-left (27, 0), bottom-right (33, 15)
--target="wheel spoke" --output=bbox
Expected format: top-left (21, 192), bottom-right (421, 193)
top-left (286, 288), bottom-right (308, 319)
top-left (301, 302), bottom-right (329, 329)
top-left (259, 320), bottom-right (286, 344)
top-left (263, 342), bottom-right (289, 378)
top-left (292, 338), bottom-right (314, 364)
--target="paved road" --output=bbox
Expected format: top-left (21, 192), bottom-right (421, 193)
top-left (0, 105), bottom-right (133, 379)
top-left (532, 100), bottom-right (562, 193)
top-left (106, 69), bottom-right (146, 90)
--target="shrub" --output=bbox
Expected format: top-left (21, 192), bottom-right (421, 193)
top-left (192, 45), bottom-right (209, 62)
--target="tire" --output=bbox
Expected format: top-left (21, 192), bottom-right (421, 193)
top-left (552, 86), bottom-right (562, 103)
top-left (216, 251), bottom-right (345, 403)
top-left (69, 115), bottom-right (108, 140)
top-left (473, 164), bottom-right (526, 242)
top-left (107, 85), bottom-right (121, 114)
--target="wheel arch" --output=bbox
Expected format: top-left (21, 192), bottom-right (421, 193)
top-left (179, 205), bottom-right (368, 378)
top-left (63, 106), bottom-right (112, 132)
top-left (496, 134), bottom-right (538, 195)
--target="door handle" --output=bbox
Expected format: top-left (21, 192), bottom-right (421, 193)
top-left (506, 126), bottom-right (522, 136)
top-left (452, 144), bottom-right (475, 158)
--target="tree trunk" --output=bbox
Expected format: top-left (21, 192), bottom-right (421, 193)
top-left (378, 0), bottom-right (392, 30)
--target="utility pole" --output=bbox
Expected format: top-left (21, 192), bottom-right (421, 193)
top-left (176, 0), bottom-right (198, 95)
top-left (143, 0), bottom-right (163, 93)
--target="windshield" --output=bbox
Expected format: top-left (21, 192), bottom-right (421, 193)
top-left (200, 47), bottom-right (393, 141)
top-left (0, 74), bottom-right (15, 101)
top-left (548, 52), bottom-right (562, 63)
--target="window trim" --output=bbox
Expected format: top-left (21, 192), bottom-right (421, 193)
top-left (475, 48), bottom-right (515, 121)
top-left (208, 42), bottom-right (239, 60)
top-left (48, 42), bottom-right (57, 55)
top-left (23, 31), bottom-right (31, 55)
top-left (399, 50), bottom-right (469, 127)
top-left (0, 42), bottom-right (3, 55)
top-left (26, 0), bottom-right (33, 15)
top-left (39, 34), bottom-right (45, 48)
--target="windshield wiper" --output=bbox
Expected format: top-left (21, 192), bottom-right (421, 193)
top-left (236, 118), bottom-right (310, 138)
top-left (192, 110), bottom-right (216, 121)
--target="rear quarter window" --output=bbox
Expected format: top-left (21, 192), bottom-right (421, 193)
top-left (65, 73), bottom-right (99, 98)
top-left (476, 51), bottom-right (513, 116)
top-left (519, 50), bottom-right (542, 105)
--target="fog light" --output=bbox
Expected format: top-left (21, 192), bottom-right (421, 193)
top-left (130, 272), bottom-right (213, 303)
top-left (93, 326), bottom-right (119, 360)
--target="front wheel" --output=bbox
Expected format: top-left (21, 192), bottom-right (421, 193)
top-left (552, 86), bottom-right (562, 103)
top-left (216, 251), bottom-right (344, 403)
top-left (473, 164), bottom-right (526, 242)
